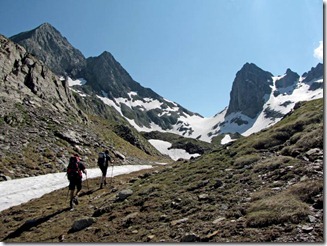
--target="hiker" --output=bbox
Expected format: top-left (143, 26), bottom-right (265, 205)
top-left (67, 154), bottom-right (87, 209)
top-left (98, 150), bottom-right (114, 189)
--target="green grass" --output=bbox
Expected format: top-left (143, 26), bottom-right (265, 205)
top-left (246, 191), bottom-right (310, 227)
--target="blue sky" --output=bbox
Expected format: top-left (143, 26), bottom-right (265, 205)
top-left (0, 0), bottom-right (323, 117)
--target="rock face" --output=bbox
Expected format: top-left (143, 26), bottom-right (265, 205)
top-left (275, 68), bottom-right (299, 89)
top-left (10, 23), bottom-right (86, 77)
top-left (0, 34), bottom-right (90, 178)
top-left (0, 34), bottom-right (79, 114)
top-left (84, 51), bottom-right (159, 99)
top-left (226, 63), bottom-right (273, 118)
top-left (302, 63), bottom-right (323, 83)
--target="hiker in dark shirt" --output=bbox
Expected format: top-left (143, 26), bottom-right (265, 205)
top-left (67, 154), bottom-right (87, 209)
top-left (98, 150), bottom-right (114, 189)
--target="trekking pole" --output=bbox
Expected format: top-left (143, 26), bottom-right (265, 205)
top-left (85, 174), bottom-right (90, 191)
top-left (66, 186), bottom-right (70, 201)
top-left (110, 164), bottom-right (114, 188)
top-left (85, 174), bottom-right (91, 199)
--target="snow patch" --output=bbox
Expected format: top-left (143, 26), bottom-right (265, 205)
top-left (0, 165), bottom-right (152, 212)
top-left (66, 77), bottom-right (87, 87)
top-left (221, 134), bottom-right (236, 145)
top-left (148, 139), bottom-right (201, 161)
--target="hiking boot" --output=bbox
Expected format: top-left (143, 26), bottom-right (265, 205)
top-left (73, 196), bottom-right (79, 205)
top-left (100, 183), bottom-right (103, 189)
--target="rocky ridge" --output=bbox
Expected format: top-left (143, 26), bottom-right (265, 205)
top-left (11, 23), bottom-right (200, 136)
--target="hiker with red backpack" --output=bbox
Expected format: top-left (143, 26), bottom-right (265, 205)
top-left (98, 150), bottom-right (114, 189)
top-left (66, 154), bottom-right (87, 210)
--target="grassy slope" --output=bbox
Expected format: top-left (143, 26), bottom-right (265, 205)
top-left (0, 96), bottom-right (170, 180)
top-left (0, 99), bottom-right (323, 243)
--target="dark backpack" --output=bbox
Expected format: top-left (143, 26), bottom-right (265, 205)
top-left (97, 152), bottom-right (106, 168)
top-left (67, 156), bottom-right (80, 180)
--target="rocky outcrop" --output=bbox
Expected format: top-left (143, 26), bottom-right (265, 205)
top-left (84, 51), bottom-right (147, 99)
top-left (275, 68), bottom-right (299, 89)
top-left (0, 34), bottom-right (79, 114)
top-left (10, 23), bottom-right (86, 77)
top-left (302, 63), bottom-right (323, 83)
top-left (226, 63), bottom-right (273, 118)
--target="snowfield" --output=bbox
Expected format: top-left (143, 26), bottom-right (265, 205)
top-left (148, 139), bottom-right (201, 161)
top-left (0, 165), bottom-right (152, 212)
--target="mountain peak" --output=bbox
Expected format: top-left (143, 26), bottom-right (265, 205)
top-left (275, 68), bottom-right (299, 89)
top-left (10, 22), bottom-right (59, 42)
top-left (302, 63), bottom-right (323, 83)
top-left (98, 51), bottom-right (115, 60)
top-left (226, 63), bottom-right (273, 118)
top-left (34, 22), bottom-right (61, 35)
top-left (10, 23), bottom-right (86, 77)
top-left (37, 22), bottom-right (56, 30)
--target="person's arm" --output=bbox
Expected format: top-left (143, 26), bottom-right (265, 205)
top-left (80, 163), bottom-right (87, 175)
top-left (107, 154), bottom-right (114, 164)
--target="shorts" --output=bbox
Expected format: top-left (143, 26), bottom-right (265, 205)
top-left (69, 175), bottom-right (82, 190)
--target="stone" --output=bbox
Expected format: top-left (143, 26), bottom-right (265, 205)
top-left (198, 194), bottom-right (209, 200)
top-left (308, 215), bottom-right (316, 223)
top-left (147, 235), bottom-right (155, 241)
top-left (213, 217), bottom-right (226, 224)
top-left (70, 217), bottom-right (96, 233)
top-left (213, 179), bottom-right (223, 188)
top-left (122, 212), bottom-right (139, 228)
top-left (180, 233), bottom-right (200, 242)
top-left (171, 217), bottom-right (188, 226)
top-left (302, 226), bottom-right (314, 233)
top-left (116, 189), bottom-right (133, 202)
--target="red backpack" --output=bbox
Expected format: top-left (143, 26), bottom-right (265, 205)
top-left (67, 156), bottom-right (81, 180)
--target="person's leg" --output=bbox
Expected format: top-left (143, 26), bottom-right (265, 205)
top-left (75, 178), bottom-right (82, 197)
top-left (100, 167), bottom-right (107, 188)
top-left (103, 166), bottom-right (108, 185)
top-left (72, 180), bottom-right (81, 206)
top-left (69, 180), bottom-right (75, 209)
top-left (100, 174), bottom-right (104, 188)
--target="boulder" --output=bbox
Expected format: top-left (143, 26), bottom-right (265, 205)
top-left (69, 217), bottom-right (96, 233)
top-left (116, 189), bottom-right (133, 202)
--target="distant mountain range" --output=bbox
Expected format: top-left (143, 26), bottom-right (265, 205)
top-left (10, 23), bottom-right (323, 146)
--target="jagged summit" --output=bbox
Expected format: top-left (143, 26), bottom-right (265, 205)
top-left (275, 68), bottom-right (299, 89)
top-left (302, 63), bottom-right (323, 83)
top-left (11, 23), bottom-right (86, 77)
top-left (226, 62), bottom-right (273, 118)
top-left (10, 23), bottom-right (57, 41)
